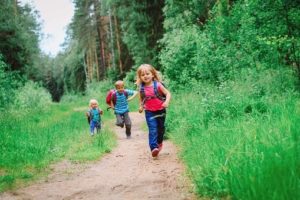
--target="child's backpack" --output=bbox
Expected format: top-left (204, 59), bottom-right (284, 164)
top-left (105, 89), bottom-right (128, 107)
top-left (140, 80), bottom-right (166, 104)
top-left (87, 108), bottom-right (102, 124)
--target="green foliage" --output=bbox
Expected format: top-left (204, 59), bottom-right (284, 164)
top-left (0, 55), bottom-right (20, 109)
top-left (1, 0), bottom-right (300, 198)
top-left (163, 0), bottom-right (215, 31)
top-left (107, 0), bottom-right (164, 68)
top-left (61, 43), bottom-right (86, 94)
top-left (159, 26), bottom-right (200, 86)
top-left (160, 1), bottom-right (300, 199)
top-left (85, 80), bottom-right (112, 99)
top-left (106, 68), bottom-right (120, 81)
top-left (160, 0), bottom-right (300, 85)
top-left (0, 1), bottom-right (41, 75)
top-left (0, 98), bottom-right (116, 192)
top-left (14, 81), bottom-right (52, 111)
top-left (32, 54), bottom-right (64, 102)
top-left (69, 131), bottom-right (116, 161)
top-left (167, 75), bottom-right (299, 199)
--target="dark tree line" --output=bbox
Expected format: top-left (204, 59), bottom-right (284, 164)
top-left (0, 0), bottom-right (299, 102)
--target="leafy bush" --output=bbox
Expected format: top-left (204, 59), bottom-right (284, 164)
top-left (59, 93), bottom-right (82, 104)
top-left (85, 80), bottom-right (112, 98)
top-left (14, 81), bottom-right (52, 111)
top-left (0, 55), bottom-right (19, 109)
top-left (160, 0), bottom-right (300, 86)
top-left (160, 26), bottom-right (200, 87)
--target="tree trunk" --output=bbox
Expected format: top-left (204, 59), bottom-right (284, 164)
top-left (14, 0), bottom-right (18, 16)
top-left (113, 8), bottom-right (123, 74)
top-left (283, 3), bottom-right (300, 79)
top-left (87, 35), bottom-right (94, 82)
top-left (93, 42), bottom-right (100, 80)
top-left (109, 7), bottom-right (116, 70)
top-left (83, 52), bottom-right (89, 85)
top-left (93, 0), bottom-right (106, 79)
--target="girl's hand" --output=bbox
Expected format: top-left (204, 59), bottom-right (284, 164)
top-left (162, 102), bottom-right (169, 108)
top-left (159, 83), bottom-right (171, 109)
top-left (138, 106), bottom-right (144, 113)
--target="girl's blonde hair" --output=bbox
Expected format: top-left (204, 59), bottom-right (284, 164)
top-left (135, 64), bottom-right (162, 85)
top-left (89, 99), bottom-right (98, 107)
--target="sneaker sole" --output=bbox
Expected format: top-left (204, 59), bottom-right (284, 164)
top-left (151, 148), bottom-right (159, 157)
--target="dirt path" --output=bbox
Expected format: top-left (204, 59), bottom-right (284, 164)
top-left (1, 112), bottom-right (197, 200)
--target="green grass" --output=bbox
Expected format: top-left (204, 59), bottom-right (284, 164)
top-left (0, 81), bottom-right (139, 193)
top-left (167, 82), bottom-right (300, 200)
top-left (1, 76), bottom-right (299, 199)
top-left (0, 99), bottom-right (116, 192)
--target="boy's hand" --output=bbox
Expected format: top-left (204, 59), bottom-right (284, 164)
top-left (106, 106), bottom-right (114, 111)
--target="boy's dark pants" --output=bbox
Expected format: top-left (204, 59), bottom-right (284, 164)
top-left (116, 112), bottom-right (131, 136)
top-left (145, 109), bottom-right (166, 151)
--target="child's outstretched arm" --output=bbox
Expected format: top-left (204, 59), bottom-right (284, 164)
top-left (127, 91), bottom-right (138, 101)
top-left (138, 91), bottom-right (144, 113)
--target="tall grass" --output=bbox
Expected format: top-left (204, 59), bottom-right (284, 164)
top-left (167, 70), bottom-right (300, 199)
top-left (0, 82), bottom-right (118, 192)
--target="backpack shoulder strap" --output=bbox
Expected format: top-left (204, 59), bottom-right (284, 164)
top-left (113, 90), bottom-right (128, 103)
top-left (153, 80), bottom-right (166, 101)
top-left (140, 83), bottom-right (145, 100)
top-left (140, 81), bottom-right (160, 99)
top-left (153, 81), bottom-right (159, 97)
top-left (124, 90), bottom-right (129, 98)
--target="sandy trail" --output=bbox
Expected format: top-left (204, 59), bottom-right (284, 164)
top-left (1, 112), bottom-right (197, 200)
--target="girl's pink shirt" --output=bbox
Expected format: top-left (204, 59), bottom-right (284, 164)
top-left (143, 82), bottom-right (164, 111)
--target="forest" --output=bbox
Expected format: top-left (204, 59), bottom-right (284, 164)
top-left (0, 0), bottom-right (299, 199)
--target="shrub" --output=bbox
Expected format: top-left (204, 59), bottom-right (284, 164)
top-left (14, 81), bottom-right (52, 111)
top-left (0, 55), bottom-right (19, 109)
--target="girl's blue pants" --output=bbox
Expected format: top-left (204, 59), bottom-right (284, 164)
top-left (145, 109), bottom-right (166, 151)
